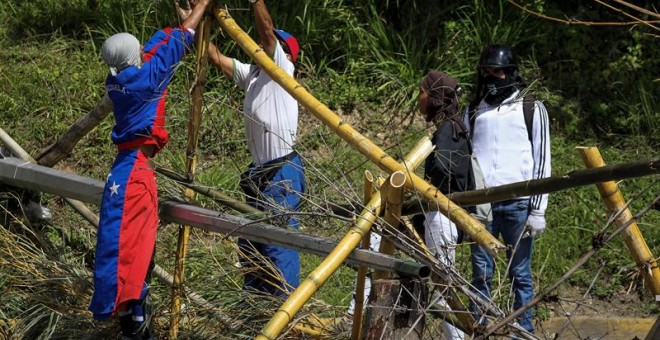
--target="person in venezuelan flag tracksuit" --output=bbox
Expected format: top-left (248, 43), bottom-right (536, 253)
top-left (89, 1), bottom-right (211, 339)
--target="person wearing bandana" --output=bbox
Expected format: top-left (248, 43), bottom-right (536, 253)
top-left (465, 45), bottom-right (551, 334)
top-left (89, 1), bottom-right (212, 339)
top-left (418, 71), bottom-right (472, 339)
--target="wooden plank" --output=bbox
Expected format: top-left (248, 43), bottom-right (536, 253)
top-left (646, 314), bottom-right (660, 340)
top-left (539, 316), bottom-right (655, 340)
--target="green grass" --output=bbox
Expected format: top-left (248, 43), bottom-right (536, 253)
top-left (1, 1), bottom-right (659, 338)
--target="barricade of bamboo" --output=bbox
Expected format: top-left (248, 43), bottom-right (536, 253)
top-left (211, 10), bottom-right (503, 339)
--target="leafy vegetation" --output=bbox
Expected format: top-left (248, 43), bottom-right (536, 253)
top-left (0, 0), bottom-right (658, 338)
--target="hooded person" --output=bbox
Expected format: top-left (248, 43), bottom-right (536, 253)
top-left (89, 1), bottom-right (212, 339)
top-left (418, 71), bottom-right (473, 340)
top-left (101, 33), bottom-right (142, 76)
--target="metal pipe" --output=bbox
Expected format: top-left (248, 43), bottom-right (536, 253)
top-left (160, 201), bottom-right (429, 277)
top-left (400, 157), bottom-right (660, 214)
top-left (0, 157), bottom-right (427, 276)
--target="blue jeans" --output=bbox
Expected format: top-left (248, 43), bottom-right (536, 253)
top-left (239, 154), bottom-right (305, 296)
top-left (470, 199), bottom-right (534, 333)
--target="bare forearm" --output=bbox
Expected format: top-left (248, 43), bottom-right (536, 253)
top-left (252, 0), bottom-right (276, 55)
top-left (208, 42), bottom-right (233, 79)
top-left (182, 0), bottom-right (212, 31)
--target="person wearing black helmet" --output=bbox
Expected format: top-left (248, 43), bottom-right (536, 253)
top-left (465, 45), bottom-right (551, 334)
top-left (419, 71), bottom-right (473, 339)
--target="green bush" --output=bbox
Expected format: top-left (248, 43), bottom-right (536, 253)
top-left (4, 0), bottom-right (174, 39)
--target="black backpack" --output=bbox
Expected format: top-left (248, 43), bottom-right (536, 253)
top-left (423, 119), bottom-right (475, 198)
top-left (416, 119), bottom-right (475, 244)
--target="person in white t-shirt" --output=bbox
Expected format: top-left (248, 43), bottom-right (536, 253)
top-left (205, 0), bottom-right (305, 297)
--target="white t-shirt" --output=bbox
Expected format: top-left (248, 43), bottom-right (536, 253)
top-left (233, 41), bottom-right (298, 166)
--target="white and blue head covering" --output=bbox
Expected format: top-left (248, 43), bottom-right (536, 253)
top-left (101, 33), bottom-right (142, 76)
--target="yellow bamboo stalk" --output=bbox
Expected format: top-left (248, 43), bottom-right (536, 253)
top-left (577, 147), bottom-right (660, 298)
top-left (212, 9), bottom-right (503, 258)
top-left (372, 172), bottom-right (406, 280)
top-left (350, 170), bottom-right (375, 340)
top-left (255, 137), bottom-right (432, 340)
top-left (169, 16), bottom-right (212, 340)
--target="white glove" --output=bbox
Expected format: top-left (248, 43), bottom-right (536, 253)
top-left (525, 212), bottom-right (546, 238)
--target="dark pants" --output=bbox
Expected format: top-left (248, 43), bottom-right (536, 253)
top-left (470, 199), bottom-right (535, 333)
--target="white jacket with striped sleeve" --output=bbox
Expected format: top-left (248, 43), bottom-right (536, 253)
top-left (464, 90), bottom-right (551, 217)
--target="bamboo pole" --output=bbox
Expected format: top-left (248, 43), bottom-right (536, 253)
top-left (400, 157), bottom-right (660, 213)
top-left (255, 137), bottom-right (432, 340)
top-left (577, 147), bottom-right (660, 298)
top-left (372, 172), bottom-right (406, 280)
top-left (0, 128), bottom-right (232, 325)
top-left (212, 9), bottom-right (503, 257)
top-left (156, 165), bottom-right (263, 216)
top-left (351, 170), bottom-right (375, 340)
top-left (169, 16), bottom-right (212, 339)
top-left (36, 94), bottom-right (113, 167)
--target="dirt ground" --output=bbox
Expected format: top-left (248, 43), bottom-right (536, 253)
top-left (542, 284), bottom-right (656, 319)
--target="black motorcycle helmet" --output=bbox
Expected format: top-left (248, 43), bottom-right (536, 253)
top-left (472, 44), bottom-right (524, 106)
top-left (478, 44), bottom-right (518, 69)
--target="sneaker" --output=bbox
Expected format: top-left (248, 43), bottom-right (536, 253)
top-left (25, 200), bottom-right (52, 222)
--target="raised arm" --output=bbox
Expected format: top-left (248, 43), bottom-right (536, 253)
top-left (176, 1), bottom-right (233, 79)
top-left (181, 0), bottom-right (212, 32)
top-left (251, 0), bottom-right (277, 57)
top-left (208, 41), bottom-right (234, 79)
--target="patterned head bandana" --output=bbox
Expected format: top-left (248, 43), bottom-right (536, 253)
top-left (421, 71), bottom-right (462, 121)
top-left (101, 33), bottom-right (142, 76)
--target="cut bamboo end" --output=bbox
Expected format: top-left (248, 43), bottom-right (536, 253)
top-left (401, 136), bottom-right (433, 171)
top-left (364, 170), bottom-right (374, 203)
top-left (389, 171), bottom-right (407, 189)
